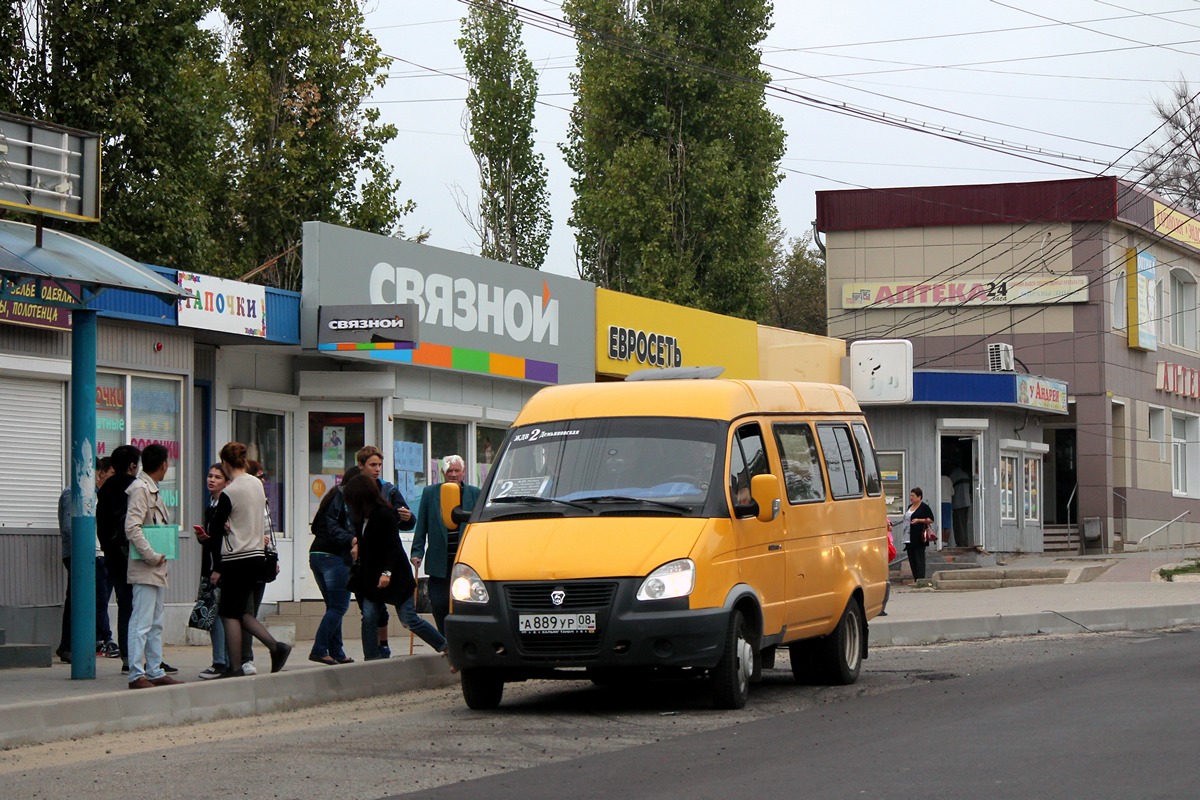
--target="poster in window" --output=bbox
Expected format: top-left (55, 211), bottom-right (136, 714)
top-left (322, 426), bottom-right (345, 470)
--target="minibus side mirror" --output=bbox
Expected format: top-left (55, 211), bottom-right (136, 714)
top-left (750, 473), bottom-right (780, 522)
top-left (440, 482), bottom-right (467, 528)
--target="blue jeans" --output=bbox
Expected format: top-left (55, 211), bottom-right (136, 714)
top-left (128, 583), bottom-right (165, 682)
top-left (209, 589), bottom-right (227, 667)
top-left (361, 596), bottom-right (446, 659)
top-left (309, 553), bottom-right (350, 659)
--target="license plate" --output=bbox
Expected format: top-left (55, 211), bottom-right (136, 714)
top-left (518, 612), bottom-right (597, 634)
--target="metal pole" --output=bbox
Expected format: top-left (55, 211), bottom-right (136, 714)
top-left (70, 307), bottom-right (97, 680)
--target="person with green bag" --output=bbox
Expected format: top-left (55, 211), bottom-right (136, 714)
top-left (125, 443), bottom-right (182, 689)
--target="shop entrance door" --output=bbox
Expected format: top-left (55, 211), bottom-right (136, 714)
top-left (297, 404), bottom-right (375, 600)
top-left (940, 434), bottom-right (982, 549)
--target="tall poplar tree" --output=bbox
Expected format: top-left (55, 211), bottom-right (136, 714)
top-left (457, 0), bottom-right (551, 269)
top-left (563, 0), bottom-right (785, 318)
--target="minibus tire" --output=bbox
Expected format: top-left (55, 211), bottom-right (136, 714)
top-left (461, 668), bottom-right (504, 710)
top-left (788, 639), bottom-right (820, 685)
top-left (816, 599), bottom-right (864, 685)
top-left (711, 610), bottom-right (752, 709)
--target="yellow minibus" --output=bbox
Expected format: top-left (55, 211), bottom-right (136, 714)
top-left (440, 373), bottom-right (889, 709)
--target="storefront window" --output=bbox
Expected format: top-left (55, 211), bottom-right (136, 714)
top-left (235, 410), bottom-right (288, 536)
top-left (1000, 454), bottom-right (1018, 521)
top-left (307, 411), bottom-right (364, 524)
top-left (1023, 456), bottom-right (1041, 522)
top-left (475, 425), bottom-right (507, 486)
top-left (95, 372), bottom-right (125, 460)
top-left (877, 451), bottom-right (905, 517)
top-left (431, 421), bottom-right (467, 481)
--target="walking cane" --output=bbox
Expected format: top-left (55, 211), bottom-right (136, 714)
top-left (410, 581), bottom-right (418, 656)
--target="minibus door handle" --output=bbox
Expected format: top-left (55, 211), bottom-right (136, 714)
top-left (768, 543), bottom-right (782, 551)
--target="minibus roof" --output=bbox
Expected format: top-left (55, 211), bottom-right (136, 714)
top-left (515, 379), bottom-right (863, 426)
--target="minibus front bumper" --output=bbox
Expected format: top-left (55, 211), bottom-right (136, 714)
top-left (444, 578), bottom-right (729, 675)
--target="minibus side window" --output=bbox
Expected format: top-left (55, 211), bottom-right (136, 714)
top-left (817, 423), bottom-right (864, 500)
top-left (729, 424), bottom-right (769, 509)
top-left (852, 422), bottom-right (883, 497)
top-left (773, 423), bottom-right (826, 504)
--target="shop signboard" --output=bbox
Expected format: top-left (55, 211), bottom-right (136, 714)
top-left (177, 271), bottom-right (267, 338)
top-left (594, 288), bottom-right (759, 379)
top-left (1125, 249), bottom-right (1157, 352)
top-left (0, 276), bottom-right (78, 331)
top-left (317, 303), bottom-right (419, 351)
top-left (302, 222), bottom-right (595, 385)
top-left (1016, 375), bottom-right (1068, 414)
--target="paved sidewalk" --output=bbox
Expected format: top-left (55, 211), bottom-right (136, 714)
top-left (3, 550), bottom-right (1197, 749)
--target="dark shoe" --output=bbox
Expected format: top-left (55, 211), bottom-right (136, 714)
top-left (128, 677), bottom-right (155, 689)
top-left (378, 644), bottom-right (391, 659)
top-left (159, 661), bottom-right (178, 674)
top-left (334, 656), bottom-right (355, 664)
top-left (150, 675), bottom-right (183, 687)
top-left (121, 663), bottom-right (129, 674)
top-left (102, 641), bottom-right (121, 658)
top-left (198, 665), bottom-right (226, 680)
top-left (308, 654), bottom-right (337, 666)
top-left (270, 642), bottom-right (292, 673)
top-left (216, 668), bottom-right (246, 679)
top-left (55, 648), bottom-right (70, 664)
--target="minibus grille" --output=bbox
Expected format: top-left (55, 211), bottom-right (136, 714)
top-left (507, 582), bottom-right (618, 660)
top-left (506, 582), bottom-right (617, 611)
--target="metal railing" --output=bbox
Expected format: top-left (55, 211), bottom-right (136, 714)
top-left (1136, 510), bottom-right (1194, 554)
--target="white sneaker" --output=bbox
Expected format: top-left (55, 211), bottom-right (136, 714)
top-left (241, 661), bottom-right (258, 675)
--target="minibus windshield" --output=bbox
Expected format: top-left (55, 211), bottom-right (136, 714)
top-left (479, 417), bottom-right (723, 519)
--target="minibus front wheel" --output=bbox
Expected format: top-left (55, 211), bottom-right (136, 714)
top-left (711, 610), bottom-right (753, 709)
top-left (461, 668), bottom-right (504, 710)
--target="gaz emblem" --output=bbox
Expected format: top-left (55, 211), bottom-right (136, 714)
top-left (550, 589), bottom-right (566, 606)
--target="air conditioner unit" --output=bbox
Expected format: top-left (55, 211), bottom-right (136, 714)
top-left (987, 342), bottom-right (1015, 372)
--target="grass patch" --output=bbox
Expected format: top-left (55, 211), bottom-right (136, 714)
top-left (1158, 559), bottom-right (1200, 582)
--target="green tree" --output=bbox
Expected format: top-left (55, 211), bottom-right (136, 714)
top-left (761, 230), bottom-right (826, 335)
top-left (457, 0), bottom-right (551, 269)
top-left (216, 0), bottom-right (414, 289)
top-left (0, 0), bottom-right (228, 272)
top-left (563, 0), bottom-right (785, 319)
top-left (1142, 80), bottom-right (1200, 212)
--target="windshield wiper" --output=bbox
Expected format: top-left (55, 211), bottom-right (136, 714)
top-left (574, 495), bottom-right (691, 512)
top-left (490, 495), bottom-right (594, 512)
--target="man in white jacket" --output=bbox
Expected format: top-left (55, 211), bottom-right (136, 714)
top-left (125, 443), bottom-right (182, 689)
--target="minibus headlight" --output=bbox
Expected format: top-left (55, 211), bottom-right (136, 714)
top-left (636, 558), bottom-right (695, 601)
top-left (450, 563), bottom-right (490, 604)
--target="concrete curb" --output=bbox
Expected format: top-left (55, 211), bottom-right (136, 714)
top-left (0, 654), bottom-right (459, 750)
top-left (871, 602), bottom-right (1200, 646)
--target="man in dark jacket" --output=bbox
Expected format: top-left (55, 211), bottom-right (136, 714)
top-left (96, 445), bottom-right (140, 670)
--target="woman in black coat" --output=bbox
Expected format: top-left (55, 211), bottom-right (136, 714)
top-left (342, 474), bottom-right (449, 660)
top-left (904, 487), bottom-right (936, 581)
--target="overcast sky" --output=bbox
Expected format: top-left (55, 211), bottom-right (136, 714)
top-left (363, 0), bottom-right (1200, 278)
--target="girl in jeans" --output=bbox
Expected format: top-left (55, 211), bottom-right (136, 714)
top-left (196, 463), bottom-right (229, 679)
top-left (342, 474), bottom-right (450, 664)
top-left (307, 466), bottom-right (359, 665)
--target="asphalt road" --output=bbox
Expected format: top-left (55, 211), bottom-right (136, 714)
top-left (1, 629), bottom-right (1192, 800)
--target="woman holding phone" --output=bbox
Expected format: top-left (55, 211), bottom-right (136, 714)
top-left (195, 463), bottom-right (228, 679)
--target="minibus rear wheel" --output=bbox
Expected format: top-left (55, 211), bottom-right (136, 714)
top-left (711, 610), bottom-right (753, 709)
top-left (461, 668), bottom-right (504, 709)
top-left (816, 598), bottom-right (864, 685)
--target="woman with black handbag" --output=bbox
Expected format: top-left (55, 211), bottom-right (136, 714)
top-left (209, 442), bottom-right (291, 677)
top-left (904, 487), bottom-right (936, 581)
top-left (342, 474), bottom-right (450, 663)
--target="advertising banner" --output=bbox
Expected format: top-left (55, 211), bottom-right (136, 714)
top-left (177, 271), bottom-right (267, 338)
